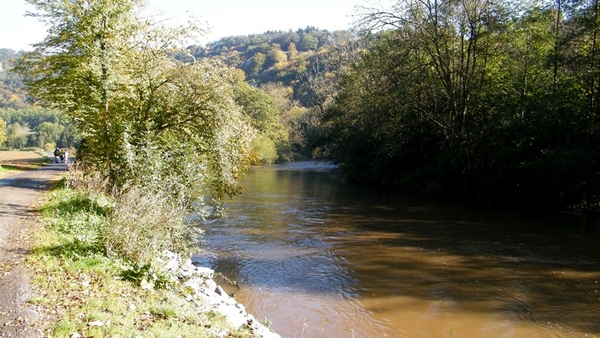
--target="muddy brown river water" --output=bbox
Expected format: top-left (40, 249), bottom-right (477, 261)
top-left (193, 162), bottom-right (600, 338)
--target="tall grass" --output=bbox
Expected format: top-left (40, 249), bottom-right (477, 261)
top-left (65, 164), bottom-right (203, 265)
top-left (107, 183), bottom-right (201, 265)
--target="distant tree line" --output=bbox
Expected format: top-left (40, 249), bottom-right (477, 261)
top-left (0, 107), bottom-right (78, 149)
top-left (189, 27), bottom-right (344, 89)
top-left (1, 49), bottom-right (79, 150)
top-left (320, 0), bottom-right (600, 213)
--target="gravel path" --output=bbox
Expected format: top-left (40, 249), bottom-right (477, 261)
top-left (0, 164), bottom-right (66, 337)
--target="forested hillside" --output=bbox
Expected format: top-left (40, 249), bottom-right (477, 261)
top-left (188, 27), bottom-right (351, 103)
top-left (0, 49), bottom-right (27, 109)
top-left (1, 28), bottom-right (358, 160)
top-left (186, 27), bottom-right (364, 160)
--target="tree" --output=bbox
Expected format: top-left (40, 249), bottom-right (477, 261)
top-left (246, 52), bottom-right (266, 77)
top-left (32, 121), bottom-right (63, 149)
top-left (233, 75), bottom-right (288, 163)
top-left (268, 44), bottom-right (288, 71)
top-left (0, 117), bottom-right (6, 146)
top-left (5, 123), bottom-right (28, 149)
top-left (58, 124), bottom-right (80, 149)
top-left (288, 42), bottom-right (299, 61)
top-left (328, 0), bottom-right (514, 193)
top-left (260, 82), bottom-right (316, 159)
top-left (16, 0), bottom-right (255, 199)
top-left (298, 32), bottom-right (319, 51)
top-left (322, 29), bottom-right (440, 187)
top-left (323, 0), bottom-right (600, 211)
top-left (14, 0), bottom-right (260, 263)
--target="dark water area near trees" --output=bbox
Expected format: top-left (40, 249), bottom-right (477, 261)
top-left (193, 162), bottom-right (600, 337)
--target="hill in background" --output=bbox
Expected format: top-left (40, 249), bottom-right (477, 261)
top-left (0, 28), bottom-right (362, 159)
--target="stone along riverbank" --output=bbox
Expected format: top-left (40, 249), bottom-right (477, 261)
top-left (157, 250), bottom-right (279, 338)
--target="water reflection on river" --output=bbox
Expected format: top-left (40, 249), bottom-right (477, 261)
top-left (193, 162), bottom-right (600, 338)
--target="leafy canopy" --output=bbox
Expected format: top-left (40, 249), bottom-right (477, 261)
top-left (17, 0), bottom-right (255, 200)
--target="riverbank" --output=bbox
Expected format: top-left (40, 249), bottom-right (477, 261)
top-left (0, 160), bottom-right (279, 337)
top-left (157, 251), bottom-right (279, 338)
top-left (26, 179), bottom-right (279, 337)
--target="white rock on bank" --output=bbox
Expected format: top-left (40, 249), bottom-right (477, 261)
top-left (158, 251), bottom-right (280, 338)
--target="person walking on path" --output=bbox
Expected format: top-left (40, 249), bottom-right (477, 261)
top-left (53, 147), bottom-right (60, 164)
top-left (0, 165), bottom-right (65, 337)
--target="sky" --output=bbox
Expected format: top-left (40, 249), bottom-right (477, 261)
top-left (0, 0), bottom-right (360, 51)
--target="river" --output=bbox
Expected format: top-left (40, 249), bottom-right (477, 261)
top-left (193, 162), bottom-right (600, 338)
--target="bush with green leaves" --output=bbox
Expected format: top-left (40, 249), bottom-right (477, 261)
top-left (18, 0), bottom-right (256, 201)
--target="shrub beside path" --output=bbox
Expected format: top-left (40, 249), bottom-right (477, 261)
top-left (0, 164), bottom-right (66, 337)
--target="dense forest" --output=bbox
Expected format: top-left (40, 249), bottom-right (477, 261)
top-left (323, 0), bottom-right (600, 213)
top-left (187, 15), bottom-right (600, 213)
top-left (3, 0), bottom-right (600, 213)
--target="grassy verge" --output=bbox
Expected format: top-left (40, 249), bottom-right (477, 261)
top-left (28, 181), bottom-right (252, 337)
top-left (0, 165), bottom-right (29, 179)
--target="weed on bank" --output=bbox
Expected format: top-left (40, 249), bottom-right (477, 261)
top-left (28, 181), bottom-right (252, 337)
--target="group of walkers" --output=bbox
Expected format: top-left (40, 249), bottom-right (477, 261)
top-left (53, 147), bottom-right (70, 164)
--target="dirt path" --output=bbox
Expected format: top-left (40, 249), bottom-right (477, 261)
top-left (0, 165), bottom-right (66, 337)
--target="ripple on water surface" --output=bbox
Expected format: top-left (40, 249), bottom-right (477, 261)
top-left (194, 162), bottom-right (600, 338)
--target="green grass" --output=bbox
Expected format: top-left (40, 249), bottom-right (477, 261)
top-left (0, 165), bottom-right (26, 178)
top-left (28, 182), bottom-right (253, 337)
top-left (0, 162), bottom-right (48, 179)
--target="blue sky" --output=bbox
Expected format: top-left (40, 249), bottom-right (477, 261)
top-left (0, 0), bottom-right (359, 51)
